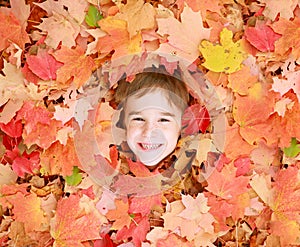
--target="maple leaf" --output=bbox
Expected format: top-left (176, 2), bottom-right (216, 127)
top-left (268, 166), bottom-right (300, 245)
top-left (279, 99), bottom-right (300, 146)
top-left (14, 101), bottom-right (62, 149)
top-left (0, 163), bottom-right (18, 186)
top-left (0, 61), bottom-right (26, 108)
top-left (156, 5), bottom-right (210, 64)
top-left (106, 199), bottom-right (132, 230)
top-left (40, 138), bottom-right (81, 176)
top-left (162, 200), bottom-right (203, 241)
top-left (35, 0), bottom-right (87, 49)
top-left (228, 66), bottom-right (257, 95)
top-left (26, 47), bottom-right (63, 81)
top-left (96, 17), bottom-right (142, 59)
top-left (206, 193), bottom-right (233, 231)
top-left (284, 138), bottom-right (300, 158)
top-left (199, 28), bottom-right (247, 73)
top-left (181, 103), bottom-right (210, 135)
top-left (250, 141), bottom-right (278, 174)
top-left (50, 194), bottom-right (103, 246)
top-left (273, 97), bottom-right (294, 117)
top-left (176, 0), bottom-right (222, 19)
top-left (272, 69), bottom-right (300, 103)
top-left (96, 189), bottom-right (117, 215)
top-left (9, 0), bottom-right (30, 27)
top-left (11, 150), bottom-right (40, 178)
top-left (2, 192), bottom-right (47, 233)
top-left (129, 194), bottom-right (162, 216)
top-left (112, 173), bottom-right (162, 197)
top-left (116, 0), bottom-right (156, 38)
top-left (0, 118), bottom-right (22, 137)
top-left (232, 85), bottom-right (279, 145)
top-left (0, 11), bottom-right (30, 50)
top-left (206, 163), bottom-right (250, 200)
top-left (85, 5), bottom-right (103, 28)
top-left (156, 233), bottom-right (194, 247)
top-left (224, 123), bottom-right (255, 160)
top-left (36, 13), bottom-right (79, 48)
top-left (127, 158), bottom-right (154, 177)
top-left (233, 156), bottom-right (251, 176)
top-left (177, 194), bottom-right (210, 220)
top-left (116, 215), bottom-right (150, 247)
top-left (271, 17), bottom-right (300, 58)
top-left (35, 0), bottom-right (88, 24)
top-left (260, 0), bottom-right (298, 21)
top-left (51, 46), bottom-right (96, 88)
top-left (244, 22), bottom-right (281, 52)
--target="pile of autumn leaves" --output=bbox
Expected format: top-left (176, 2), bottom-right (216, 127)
top-left (1, 0), bottom-right (300, 246)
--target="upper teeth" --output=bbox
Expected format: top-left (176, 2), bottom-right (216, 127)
top-left (141, 144), bottom-right (160, 150)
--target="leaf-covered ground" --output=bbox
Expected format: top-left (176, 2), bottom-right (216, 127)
top-left (1, 0), bottom-right (300, 246)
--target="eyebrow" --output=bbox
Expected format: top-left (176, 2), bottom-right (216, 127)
top-left (128, 110), bottom-right (176, 117)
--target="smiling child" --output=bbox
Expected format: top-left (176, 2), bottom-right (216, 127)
top-left (114, 72), bottom-right (189, 167)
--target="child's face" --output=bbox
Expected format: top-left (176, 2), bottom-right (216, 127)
top-left (124, 90), bottom-right (182, 166)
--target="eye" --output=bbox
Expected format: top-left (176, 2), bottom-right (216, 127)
top-left (159, 118), bottom-right (170, 122)
top-left (132, 117), bottom-right (145, 122)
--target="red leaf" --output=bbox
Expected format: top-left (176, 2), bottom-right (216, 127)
top-left (116, 215), bottom-right (150, 247)
top-left (181, 104), bottom-right (210, 135)
top-left (129, 194), bottom-right (162, 216)
top-left (233, 156), bottom-right (251, 176)
top-left (26, 48), bottom-right (63, 81)
top-left (244, 22), bottom-right (281, 52)
top-left (11, 151), bottom-right (40, 178)
top-left (109, 145), bottom-right (119, 169)
top-left (0, 118), bottom-right (22, 138)
top-left (127, 158), bottom-right (154, 177)
top-left (94, 234), bottom-right (115, 247)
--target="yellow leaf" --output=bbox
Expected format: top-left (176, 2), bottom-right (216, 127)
top-left (199, 28), bottom-right (246, 73)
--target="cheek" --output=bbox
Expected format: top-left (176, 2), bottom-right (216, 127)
top-left (126, 126), bottom-right (139, 141)
top-left (165, 127), bottom-right (181, 143)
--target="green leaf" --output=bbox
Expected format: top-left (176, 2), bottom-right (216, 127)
top-left (65, 166), bottom-right (82, 186)
top-left (284, 138), bottom-right (300, 158)
top-left (85, 5), bottom-right (103, 28)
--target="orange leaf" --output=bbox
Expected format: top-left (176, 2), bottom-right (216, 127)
top-left (40, 138), bottom-right (81, 176)
top-left (233, 87), bottom-right (278, 145)
top-left (269, 167), bottom-right (300, 245)
top-left (52, 46), bottom-right (96, 88)
top-left (0, 11), bottom-right (30, 50)
top-left (96, 17), bottom-right (142, 59)
top-left (206, 163), bottom-right (249, 200)
top-left (50, 194), bottom-right (102, 246)
top-left (16, 101), bottom-right (63, 149)
top-left (271, 17), bottom-right (300, 59)
top-left (106, 199), bottom-right (132, 230)
top-left (224, 123), bottom-right (255, 160)
top-left (117, 0), bottom-right (156, 37)
top-left (2, 192), bottom-right (47, 233)
top-left (228, 66), bottom-right (257, 95)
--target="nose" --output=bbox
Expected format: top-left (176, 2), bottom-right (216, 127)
top-left (141, 121), bottom-right (156, 137)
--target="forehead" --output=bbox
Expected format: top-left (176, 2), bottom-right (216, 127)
top-left (124, 90), bottom-right (181, 115)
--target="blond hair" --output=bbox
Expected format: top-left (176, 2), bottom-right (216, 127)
top-left (115, 72), bottom-right (189, 111)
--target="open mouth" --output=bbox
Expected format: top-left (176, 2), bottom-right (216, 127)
top-left (138, 143), bottom-right (163, 151)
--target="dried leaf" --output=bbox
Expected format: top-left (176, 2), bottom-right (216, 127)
top-left (157, 5), bottom-right (210, 63)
